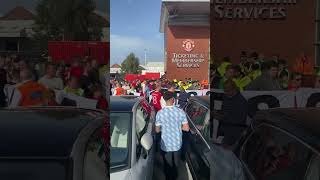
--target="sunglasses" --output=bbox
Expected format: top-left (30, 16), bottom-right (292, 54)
top-left (295, 78), bottom-right (302, 81)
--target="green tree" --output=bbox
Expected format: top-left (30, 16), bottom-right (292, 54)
top-left (121, 53), bottom-right (141, 74)
top-left (32, 0), bottom-right (104, 45)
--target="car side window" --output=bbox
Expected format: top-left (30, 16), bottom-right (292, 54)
top-left (241, 124), bottom-right (312, 180)
top-left (83, 126), bottom-right (108, 180)
top-left (185, 103), bottom-right (193, 116)
top-left (186, 101), bottom-right (208, 131)
top-left (201, 114), bottom-right (211, 141)
top-left (135, 101), bottom-right (151, 160)
top-left (305, 155), bottom-right (320, 180)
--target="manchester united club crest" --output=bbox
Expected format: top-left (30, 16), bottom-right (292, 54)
top-left (182, 39), bottom-right (195, 52)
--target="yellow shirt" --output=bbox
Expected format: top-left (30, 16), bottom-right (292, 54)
top-left (217, 62), bottom-right (232, 77)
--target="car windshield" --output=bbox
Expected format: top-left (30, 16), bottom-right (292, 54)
top-left (0, 159), bottom-right (68, 180)
top-left (110, 112), bottom-right (131, 170)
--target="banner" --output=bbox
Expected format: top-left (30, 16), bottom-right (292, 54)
top-left (185, 89), bottom-right (210, 96)
top-left (54, 90), bottom-right (98, 109)
top-left (213, 88), bottom-right (320, 114)
top-left (48, 41), bottom-right (109, 64)
top-left (129, 89), bottom-right (210, 98)
top-left (295, 88), bottom-right (320, 108)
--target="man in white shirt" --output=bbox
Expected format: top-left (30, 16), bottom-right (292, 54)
top-left (156, 91), bottom-right (190, 180)
top-left (38, 63), bottom-right (64, 90)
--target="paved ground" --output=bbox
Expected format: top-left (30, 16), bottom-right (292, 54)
top-left (152, 151), bottom-right (193, 180)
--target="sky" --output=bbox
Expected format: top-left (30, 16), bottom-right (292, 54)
top-left (110, 0), bottom-right (164, 65)
top-left (0, 0), bottom-right (109, 15)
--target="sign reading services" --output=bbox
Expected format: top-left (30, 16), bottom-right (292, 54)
top-left (213, 0), bottom-right (297, 20)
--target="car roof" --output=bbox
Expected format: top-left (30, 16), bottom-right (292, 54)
top-left (254, 108), bottom-right (320, 151)
top-left (110, 96), bottom-right (140, 112)
top-left (0, 107), bottom-right (103, 158)
top-left (189, 96), bottom-right (210, 108)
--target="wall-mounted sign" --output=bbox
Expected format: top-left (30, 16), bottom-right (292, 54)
top-left (171, 53), bottom-right (206, 68)
top-left (170, 39), bottom-right (207, 68)
top-left (213, 0), bottom-right (297, 20)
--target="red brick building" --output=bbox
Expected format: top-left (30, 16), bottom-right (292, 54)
top-left (211, 0), bottom-right (320, 69)
top-left (160, 0), bottom-right (210, 81)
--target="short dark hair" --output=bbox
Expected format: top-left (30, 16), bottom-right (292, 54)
top-left (163, 91), bottom-right (174, 101)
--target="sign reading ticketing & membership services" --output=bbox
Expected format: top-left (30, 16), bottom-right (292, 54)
top-left (171, 39), bottom-right (206, 68)
top-left (213, 0), bottom-right (297, 20)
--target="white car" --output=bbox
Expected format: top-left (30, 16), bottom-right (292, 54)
top-left (110, 96), bottom-right (155, 180)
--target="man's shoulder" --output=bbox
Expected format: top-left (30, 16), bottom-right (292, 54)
top-left (157, 108), bottom-right (166, 114)
top-left (236, 93), bottom-right (247, 101)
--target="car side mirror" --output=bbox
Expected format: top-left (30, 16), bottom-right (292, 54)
top-left (140, 133), bottom-right (153, 151)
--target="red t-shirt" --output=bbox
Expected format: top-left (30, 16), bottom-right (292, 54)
top-left (70, 67), bottom-right (84, 78)
top-left (97, 97), bottom-right (108, 110)
top-left (151, 91), bottom-right (162, 112)
top-left (149, 84), bottom-right (153, 91)
top-left (131, 82), bottom-right (137, 89)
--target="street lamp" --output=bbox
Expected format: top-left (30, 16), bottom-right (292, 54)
top-left (144, 48), bottom-right (147, 66)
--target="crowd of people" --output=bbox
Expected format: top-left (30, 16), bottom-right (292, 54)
top-left (211, 51), bottom-right (320, 91)
top-left (211, 51), bottom-right (320, 152)
top-left (110, 76), bottom-right (209, 111)
top-left (0, 54), bottom-right (108, 110)
top-left (111, 76), bottom-right (209, 96)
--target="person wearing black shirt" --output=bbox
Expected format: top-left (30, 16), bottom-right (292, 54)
top-left (221, 79), bottom-right (248, 146)
top-left (178, 87), bottom-right (190, 109)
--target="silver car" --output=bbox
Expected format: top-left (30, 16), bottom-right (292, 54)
top-left (110, 96), bottom-right (155, 180)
